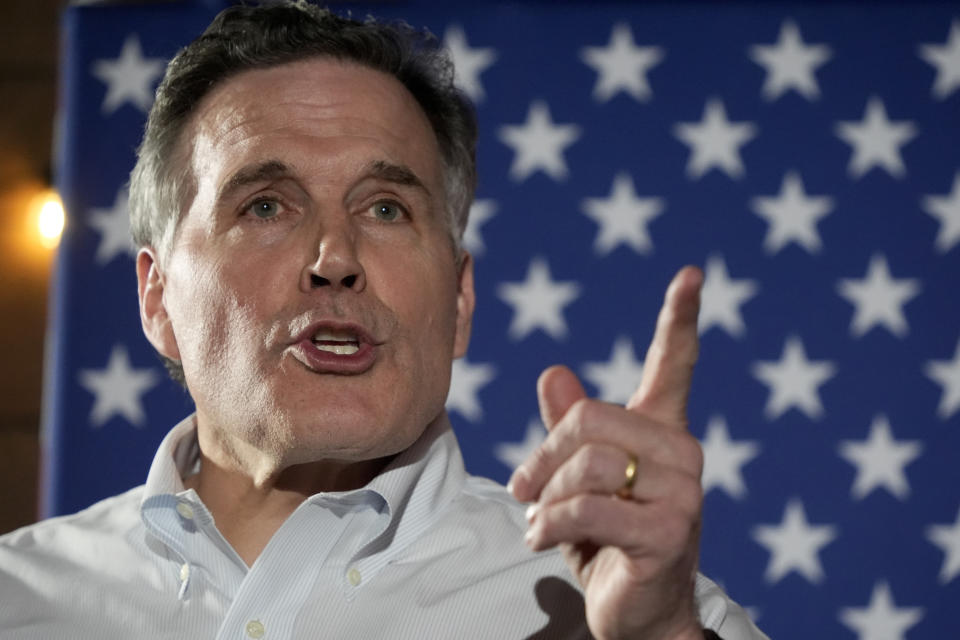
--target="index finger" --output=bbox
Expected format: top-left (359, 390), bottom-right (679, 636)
top-left (626, 265), bottom-right (703, 426)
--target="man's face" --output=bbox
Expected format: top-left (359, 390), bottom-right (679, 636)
top-left (139, 58), bottom-right (474, 470)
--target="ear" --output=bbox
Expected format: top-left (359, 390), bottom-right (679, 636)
top-left (136, 247), bottom-right (181, 361)
top-left (452, 251), bottom-right (475, 359)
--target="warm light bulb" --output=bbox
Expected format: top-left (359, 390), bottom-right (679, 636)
top-left (36, 191), bottom-right (64, 248)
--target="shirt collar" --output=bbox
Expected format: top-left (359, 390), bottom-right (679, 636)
top-left (140, 411), bottom-right (467, 560)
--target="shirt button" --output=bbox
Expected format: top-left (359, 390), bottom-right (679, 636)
top-left (175, 502), bottom-right (194, 520)
top-left (347, 567), bottom-right (362, 587)
top-left (179, 563), bottom-right (190, 582)
top-left (245, 620), bottom-right (265, 639)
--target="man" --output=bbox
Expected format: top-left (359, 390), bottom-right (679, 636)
top-left (1, 3), bottom-right (766, 638)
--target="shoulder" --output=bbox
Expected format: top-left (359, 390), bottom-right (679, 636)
top-left (0, 486), bottom-right (145, 553)
top-left (0, 486), bottom-right (147, 597)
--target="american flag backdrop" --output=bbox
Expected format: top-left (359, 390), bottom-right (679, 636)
top-left (45, 1), bottom-right (960, 637)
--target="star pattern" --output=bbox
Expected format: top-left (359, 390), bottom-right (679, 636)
top-left (498, 101), bottom-right (581, 182)
top-left (838, 415), bottom-right (923, 500)
top-left (925, 340), bottom-right (960, 420)
top-left (494, 419), bottom-right (547, 470)
top-left (463, 199), bottom-right (497, 256)
top-left (54, 9), bottom-right (960, 638)
top-left (927, 508), bottom-right (960, 584)
top-left (90, 34), bottom-right (166, 114)
top-left (752, 499), bottom-right (838, 584)
top-left (581, 336), bottom-right (645, 404)
top-left (87, 189), bottom-right (136, 265)
top-left (839, 582), bottom-right (924, 640)
top-left (921, 171), bottom-right (960, 254)
top-left (580, 23), bottom-right (664, 102)
top-left (699, 416), bottom-right (760, 499)
top-left (580, 172), bottom-right (664, 255)
top-left (444, 25), bottom-right (497, 103)
top-left (750, 171), bottom-right (834, 254)
top-left (698, 254), bottom-right (759, 337)
top-left (919, 20), bottom-right (960, 99)
top-left (497, 257), bottom-right (581, 341)
top-left (752, 336), bottom-right (836, 420)
top-left (749, 19), bottom-right (832, 101)
top-left (77, 345), bottom-right (160, 428)
top-left (447, 358), bottom-right (497, 422)
top-left (835, 97), bottom-right (918, 179)
top-left (674, 98), bottom-right (757, 180)
top-left (836, 254), bottom-right (921, 338)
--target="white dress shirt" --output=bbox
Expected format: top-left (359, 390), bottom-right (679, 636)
top-left (0, 413), bottom-right (767, 639)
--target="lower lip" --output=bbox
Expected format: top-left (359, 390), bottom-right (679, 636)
top-left (293, 339), bottom-right (377, 374)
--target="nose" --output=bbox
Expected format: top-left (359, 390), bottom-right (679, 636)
top-left (301, 219), bottom-right (366, 293)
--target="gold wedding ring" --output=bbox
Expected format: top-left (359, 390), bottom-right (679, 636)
top-left (616, 453), bottom-right (638, 499)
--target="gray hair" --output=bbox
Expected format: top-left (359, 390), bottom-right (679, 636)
top-left (128, 1), bottom-right (478, 385)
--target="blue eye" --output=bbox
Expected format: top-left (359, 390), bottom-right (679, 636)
top-left (372, 201), bottom-right (404, 221)
top-left (249, 199), bottom-right (280, 219)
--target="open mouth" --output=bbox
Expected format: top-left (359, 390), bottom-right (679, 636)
top-left (311, 329), bottom-right (361, 356)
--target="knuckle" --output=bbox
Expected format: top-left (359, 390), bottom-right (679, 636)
top-left (528, 441), bottom-right (554, 472)
top-left (567, 398), bottom-right (599, 441)
top-left (576, 445), bottom-right (606, 486)
top-left (568, 494), bottom-right (596, 523)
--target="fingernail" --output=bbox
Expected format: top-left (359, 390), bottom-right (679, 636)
top-left (524, 527), bottom-right (535, 547)
top-left (525, 503), bottom-right (539, 522)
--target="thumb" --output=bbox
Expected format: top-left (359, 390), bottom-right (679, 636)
top-left (537, 365), bottom-right (587, 431)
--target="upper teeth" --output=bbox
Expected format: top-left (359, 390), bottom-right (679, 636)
top-left (312, 329), bottom-right (360, 355)
top-left (313, 330), bottom-right (357, 342)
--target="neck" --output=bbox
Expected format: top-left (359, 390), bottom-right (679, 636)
top-left (184, 444), bottom-right (391, 567)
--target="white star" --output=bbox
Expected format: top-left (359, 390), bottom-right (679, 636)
top-left (839, 582), bottom-right (924, 640)
top-left (90, 34), bottom-right (166, 114)
top-left (835, 97), bottom-right (918, 179)
top-left (498, 101), bottom-right (581, 182)
top-left (838, 415), bottom-right (923, 500)
top-left (749, 19), bottom-right (832, 101)
top-left (836, 254), bottom-right (920, 338)
top-left (698, 254), bottom-right (759, 338)
top-left (581, 336), bottom-right (645, 404)
top-left (444, 25), bottom-right (496, 103)
top-left (927, 508), bottom-right (960, 584)
top-left (495, 419), bottom-right (547, 470)
top-left (463, 199), bottom-right (497, 256)
top-left (921, 171), bottom-right (960, 253)
top-left (77, 345), bottom-right (160, 428)
top-left (751, 336), bottom-right (836, 421)
top-left (926, 340), bottom-right (960, 420)
top-left (87, 189), bottom-right (136, 265)
top-left (752, 499), bottom-right (837, 584)
top-left (580, 23), bottom-right (664, 102)
top-left (750, 171), bottom-right (834, 254)
top-left (919, 20), bottom-right (960, 99)
top-left (674, 98), bottom-right (757, 180)
top-left (497, 257), bottom-right (581, 341)
top-left (700, 416), bottom-right (760, 499)
top-left (580, 172), bottom-right (664, 256)
top-left (447, 358), bottom-right (496, 422)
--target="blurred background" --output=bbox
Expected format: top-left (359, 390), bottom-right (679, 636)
top-left (0, 0), bottom-right (60, 535)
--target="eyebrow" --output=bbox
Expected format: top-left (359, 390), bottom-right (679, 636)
top-left (364, 160), bottom-right (431, 196)
top-left (216, 158), bottom-right (431, 204)
top-left (217, 160), bottom-right (292, 203)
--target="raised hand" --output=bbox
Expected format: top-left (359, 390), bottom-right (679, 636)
top-left (509, 266), bottom-right (706, 640)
